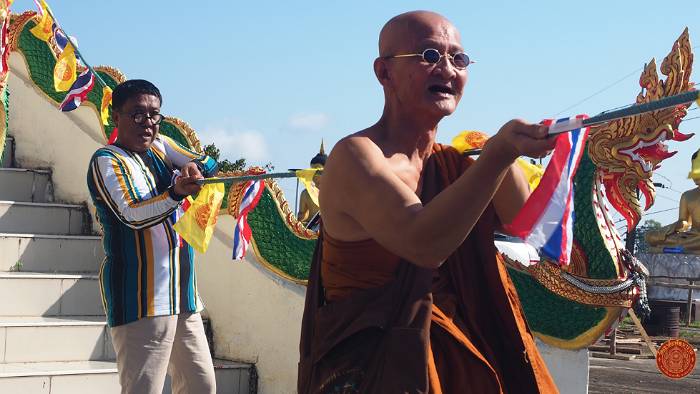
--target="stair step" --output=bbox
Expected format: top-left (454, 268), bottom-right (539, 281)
top-left (0, 201), bottom-right (86, 235)
top-left (0, 359), bottom-right (253, 393)
top-left (1, 135), bottom-right (13, 168)
top-left (0, 272), bottom-right (103, 317)
top-left (0, 168), bottom-right (52, 203)
top-left (0, 233), bottom-right (103, 273)
top-left (0, 316), bottom-right (113, 363)
top-left (163, 359), bottom-right (254, 394)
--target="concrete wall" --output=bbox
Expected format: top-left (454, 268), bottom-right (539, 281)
top-left (8, 52), bottom-right (105, 232)
top-left (197, 215), bottom-right (306, 394)
top-left (536, 339), bottom-right (589, 394)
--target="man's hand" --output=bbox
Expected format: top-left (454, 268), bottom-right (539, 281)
top-left (486, 119), bottom-right (557, 163)
top-left (180, 161), bottom-right (203, 179)
top-left (174, 162), bottom-right (204, 197)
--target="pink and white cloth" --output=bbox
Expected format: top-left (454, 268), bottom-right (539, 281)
top-left (504, 115), bottom-right (590, 266)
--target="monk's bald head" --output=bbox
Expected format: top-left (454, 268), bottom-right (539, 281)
top-left (378, 11), bottom-right (460, 57)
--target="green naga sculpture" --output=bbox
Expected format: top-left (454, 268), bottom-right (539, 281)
top-left (228, 29), bottom-right (695, 349)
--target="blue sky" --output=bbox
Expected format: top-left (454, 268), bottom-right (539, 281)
top-left (13, 0), bottom-right (700, 230)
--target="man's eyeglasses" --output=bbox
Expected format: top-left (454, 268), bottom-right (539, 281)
top-left (125, 112), bottom-right (164, 125)
top-left (383, 48), bottom-right (473, 70)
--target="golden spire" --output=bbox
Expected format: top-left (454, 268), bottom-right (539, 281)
top-left (311, 139), bottom-right (327, 166)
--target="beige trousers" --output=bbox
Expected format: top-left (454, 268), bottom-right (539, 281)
top-left (110, 312), bottom-right (216, 394)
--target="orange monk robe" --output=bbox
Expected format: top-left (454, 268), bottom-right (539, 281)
top-left (298, 144), bottom-right (558, 393)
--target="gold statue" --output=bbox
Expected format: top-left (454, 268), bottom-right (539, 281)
top-left (646, 149), bottom-right (700, 253)
top-left (297, 141), bottom-right (326, 225)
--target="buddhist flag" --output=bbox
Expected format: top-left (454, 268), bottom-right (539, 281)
top-left (29, 0), bottom-right (53, 42)
top-left (173, 182), bottom-right (225, 254)
top-left (53, 42), bottom-right (77, 92)
top-left (100, 86), bottom-right (112, 125)
top-left (295, 168), bottom-right (320, 206)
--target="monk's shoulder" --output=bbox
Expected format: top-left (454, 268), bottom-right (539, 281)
top-left (328, 132), bottom-right (383, 171)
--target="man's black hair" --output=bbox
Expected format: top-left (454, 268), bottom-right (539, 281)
top-left (112, 79), bottom-right (162, 111)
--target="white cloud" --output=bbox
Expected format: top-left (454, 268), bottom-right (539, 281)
top-left (288, 112), bottom-right (330, 132)
top-left (198, 127), bottom-right (269, 162)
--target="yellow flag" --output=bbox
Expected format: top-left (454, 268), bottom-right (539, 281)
top-left (29, 1), bottom-right (53, 42)
top-left (451, 130), bottom-right (490, 153)
top-left (516, 158), bottom-right (544, 190)
top-left (53, 42), bottom-right (77, 92)
top-left (100, 86), bottom-right (112, 125)
top-left (173, 183), bottom-right (225, 254)
top-left (450, 130), bottom-right (544, 190)
top-left (295, 168), bottom-right (319, 206)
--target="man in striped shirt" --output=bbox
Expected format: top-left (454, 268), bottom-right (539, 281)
top-left (87, 80), bottom-right (218, 394)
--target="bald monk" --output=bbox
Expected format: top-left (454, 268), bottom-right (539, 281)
top-left (298, 10), bottom-right (558, 393)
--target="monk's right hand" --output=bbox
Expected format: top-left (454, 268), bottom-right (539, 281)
top-left (485, 119), bottom-right (557, 162)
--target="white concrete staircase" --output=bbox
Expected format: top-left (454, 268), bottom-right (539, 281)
top-left (0, 135), bottom-right (254, 393)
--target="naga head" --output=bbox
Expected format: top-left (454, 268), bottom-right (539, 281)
top-left (588, 28), bottom-right (695, 231)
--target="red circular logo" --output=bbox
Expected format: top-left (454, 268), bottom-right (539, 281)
top-left (656, 339), bottom-right (696, 379)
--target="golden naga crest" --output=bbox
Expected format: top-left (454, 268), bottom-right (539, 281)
top-left (587, 28), bottom-right (695, 230)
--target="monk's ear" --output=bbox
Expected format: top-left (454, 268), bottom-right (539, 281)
top-left (374, 57), bottom-right (391, 87)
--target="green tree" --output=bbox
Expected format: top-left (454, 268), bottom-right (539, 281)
top-left (635, 219), bottom-right (663, 254)
top-left (203, 143), bottom-right (247, 173)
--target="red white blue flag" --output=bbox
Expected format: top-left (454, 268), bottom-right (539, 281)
top-left (232, 180), bottom-right (264, 260)
top-left (504, 115), bottom-right (590, 266)
top-left (52, 22), bottom-right (69, 51)
top-left (59, 69), bottom-right (94, 111)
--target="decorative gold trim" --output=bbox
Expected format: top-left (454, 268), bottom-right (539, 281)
top-left (8, 11), bottom-right (35, 51)
top-left (264, 178), bottom-right (318, 240)
top-left (249, 237), bottom-right (308, 286)
top-left (534, 307), bottom-right (623, 350)
top-left (527, 262), bottom-right (635, 307)
top-left (93, 65), bottom-right (126, 84)
top-left (163, 116), bottom-right (203, 154)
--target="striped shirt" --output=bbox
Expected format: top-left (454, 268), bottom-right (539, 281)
top-left (87, 135), bottom-right (218, 327)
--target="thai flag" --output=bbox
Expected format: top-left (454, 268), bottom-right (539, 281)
top-left (52, 23), bottom-right (69, 51)
top-left (59, 69), bottom-right (94, 111)
top-left (503, 115), bottom-right (590, 266)
top-left (232, 180), bottom-right (265, 260)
